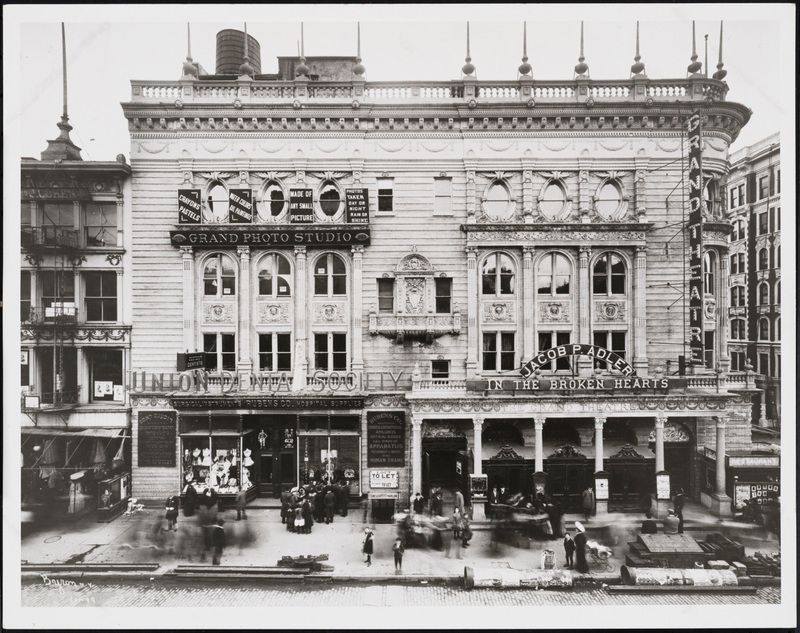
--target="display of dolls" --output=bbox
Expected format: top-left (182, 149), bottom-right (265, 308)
top-left (192, 448), bottom-right (202, 465)
top-left (202, 448), bottom-right (212, 466)
top-left (241, 467), bottom-right (251, 490)
top-left (243, 449), bottom-right (254, 468)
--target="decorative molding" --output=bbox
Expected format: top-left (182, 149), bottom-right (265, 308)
top-left (647, 421), bottom-right (691, 443)
top-left (257, 302), bottom-right (290, 324)
top-left (539, 300), bottom-right (571, 323)
top-left (397, 253), bottom-right (433, 273)
top-left (314, 302), bottom-right (346, 323)
top-left (364, 394), bottom-right (408, 408)
top-left (21, 326), bottom-right (131, 345)
top-left (105, 254), bottom-right (122, 266)
top-left (403, 278), bottom-right (426, 314)
top-left (423, 425), bottom-right (466, 439)
top-left (489, 445), bottom-right (524, 461)
top-left (203, 303), bottom-right (235, 324)
top-left (24, 254), bottom-right (44, 267)
top-left (704, 297), bottom-right (717, 320)
top-left (482, 301), bottom-right (515, 323)
top-left (548, 444), bottom-right (586, 459)
top-left (466, 230), bottom-right (647, 243)
top-left (595, 300), bottom-right (627, 322)
top-left (131, 397), bottom-right (172, 408)
top-left (609, 444), bottom-right (646, 460)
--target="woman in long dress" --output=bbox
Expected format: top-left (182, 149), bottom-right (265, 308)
top-left (573, 521), bottom-right (589, 573)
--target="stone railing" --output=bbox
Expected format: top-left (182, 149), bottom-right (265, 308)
top-left (129, 76), bottom-right (727, 106)
top-left (411, 378), bottom-right (467, 392)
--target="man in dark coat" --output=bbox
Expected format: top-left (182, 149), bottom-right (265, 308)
top-left (211, 518), bottom-right (225, 565)
top-left (563, 533), bottom-right (576, 568)
top-left (573, 522), bottom-right (589, 573)
top-left (362, 529), bottom-right (374, 566)
top-left (412, 492), bottom-right (425, 514)
top-left (301, 498), bottom-right (314, 533)
top-left (641, 511), bottom-right (659, 534)
top-left (335, 482), bottom-right (347, 517)
top-left (673, 488), bottom-right (686, 533)
top-left (430, 489), bottom-right (443, 517)
top-left (182, 484), bottom-right (197, 518)
top-left (340, 482), bottom-right (351, 517)
top-left (235, 487), bottom-right (247, 521)
top-left (280, 489), bottom-right (291, 524)
top-left (581, 486), bottom-right (595, 522)
top-left (324, 488), bottom-right (336, 524)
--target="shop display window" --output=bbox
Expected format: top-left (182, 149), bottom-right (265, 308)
top-left (298, 435), bottom-right (360, 486)
top-left (180, 415), bottom-right (252, 495)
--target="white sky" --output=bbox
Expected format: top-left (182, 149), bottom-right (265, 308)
top-left (8, 4), bottom-right (790, 161)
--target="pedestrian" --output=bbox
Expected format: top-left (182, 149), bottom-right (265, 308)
top-left (563, 532), bottom-right (575, 568)
top-left (454, 488), bottom-right (465, 515)
top-left (641, 511), bottom-right (659, 534)
top-left (301, 497), bottom-right (314, 534)
top-left (280, 488), bottom-right (290, 524)
top-left (581, 486), bottom-right (595, 522)
top-left (363, 528), bottom-right (374, 566)
top-left (412, 492), bottom-right (425, 515)
top-left (573, 521), bottom-right (589, 573)
top-left (461, 515), bottom-right (473, 548)
top-left (663, 509), bottom-right (680, 534)
top-left (341, 481), bottom-right (351, 517)
top-left (235, 485), bottom-right (247, 521)
top-left (392, 537), bottom-right (404, 572)
top-left (211, 518), bottom-right (225, 565)
top-left (293, 506), bottom-right (305, 533)
top-left (165, 494), bottom-right (179, 531)
top-left (552, 502), bottom-right (564, 539)
top-left (673, 488), bottom-right (686, 534)
top-left (324, 488), bottom-right (336, 524)
top-left (431, 489), bottom-right (443, 517)
top-left (182, 482), bottom-right (197, 518)
top-left (449, 508), bottom-right (463, 559)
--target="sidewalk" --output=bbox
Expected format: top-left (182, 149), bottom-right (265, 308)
top-left (21, 501), bottom-right (779, 581)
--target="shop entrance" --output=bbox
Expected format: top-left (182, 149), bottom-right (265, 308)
top-left (245, 417), bottom-right (298, 498)
top-left (422, 437), bottom-right (468, 498)
top-left (606, 445), bottom-right (654, 512)
top-left (544, 445), bottom-right (593, 513)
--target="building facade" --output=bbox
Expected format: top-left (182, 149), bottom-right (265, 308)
top-left (20, 107), bottom-right (133, 521)
top-left (725, 133), bottom-right (781, 430)
top-left (121, 27), bottom-right (778, 518)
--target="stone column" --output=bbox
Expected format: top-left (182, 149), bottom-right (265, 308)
top-left (73, 268), bottom-right (82, 323)
top-left (715, 416), bottom-right (727, 496)
top-left (654, 416), bottom-right (666, 472)
top-left (534, 418), bottom-right (545, 472)
top-left (466, 247), bottom-right (479, 375)
top-left (633, 246), bottom-right (649, 374)
top-left (116, 270), bottom-right (124, 327)
top-left (293, 246), bottom-right (308, 390)
top-left (76, 346), bottom-right (87, 404)
top-left (717, 252), bottom-right (730, 372)
top-left (180, 247), bottom-right (195, 352)
top-left (351, 246), bottom-right (364, 373)
top-left (522, 247), bottom-right (535, 361)
top-left (237, 246), bottom-right (252, 374)
top-left (411, 416), bottom-right (423, 497)
top-left (577, 246), bottom-right (592, 375)
top-left (594, 417), bottom-right (605, 472)
top-left (472, 417), bottom-right (485, 520)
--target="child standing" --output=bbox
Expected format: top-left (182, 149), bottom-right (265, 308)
top-left (392, 537), bottom-right (405, 572)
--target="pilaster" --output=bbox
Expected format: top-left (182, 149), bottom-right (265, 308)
top-left (522, 246), bottom-right (535, 361)
top-left (351, 246), bottom-right (364, 372)
top-left (466, 247), bottom-right (479, 375)
top-left (633, 246), bottom-right (648, 374)
top-left (180, 246), bottom-right (195, 352)
top-left (293, 246), bottom-right (308, 390)
top-left (577, 246), bottom-right (592, 375)
top-left (237, 246), bottom-right (252, 371)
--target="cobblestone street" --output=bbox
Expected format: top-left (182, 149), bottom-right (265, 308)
top-left (21, 578), bottom-right (781, 608)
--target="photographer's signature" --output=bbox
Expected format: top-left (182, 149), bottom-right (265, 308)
top-left (40, 574), bottom-right (96, 605)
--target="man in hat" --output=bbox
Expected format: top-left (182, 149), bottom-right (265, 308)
top-left (573, 521), bottom-right (589, 573)
top-left (581, 486), bottom-right (595, 522)
top-left (663, 509), bottom-right (680, 534)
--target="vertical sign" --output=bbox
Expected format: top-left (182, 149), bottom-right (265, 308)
top-left (686, 111), bottom-right (705, 365)
top-left (367, 412), bottom-right (406, 467)
top-left (289, 189), bottom-right (314, 223)
top-left (228, 189), bottom-right (254, 223)
top-left (345, 188), bottom-right (370, 223)
top-left (177, 189), bottom-right (202, 224)
top-left (138, 411), bottom-right (177, 467)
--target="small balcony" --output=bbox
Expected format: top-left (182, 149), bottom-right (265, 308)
top-left (25, 305), bottom-right (78, 326)
top-left (21, 227), bottom-right (80, 251)
top-left (22, 388), bottom-right (81, 411)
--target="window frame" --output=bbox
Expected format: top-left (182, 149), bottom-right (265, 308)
top-left (758, 248), bottom-right (769, 271)
top-left (316, 180), bottom-right (344, 222)
top-left (538, 179), bottom-right (568, 220)
top-left (592, 330), bottom-right (627, 370)
top-left (433, 177), bottom-right (452, 215)
top-left (88, 348), bottom-right (124, 403)
top-left (758, 174), bottom-right (770, 200)
top-left (757, 281), bottom-right (770, 306)
top-left (258, 332), bottom-right (292, 372)
top-left (203, 332), bottom-right (237, 372)
top-left (481, 252), bottom-right (516, 297)
top-left (203, 253), bottom-right (237, 297)
top-left (377, 278), bottom-right (395, 313)
top-left (592, 252), bottom-right (626, 296)
top-left (84, 270), bottom-right (118, 323)
top-left (21, 271), bottom-right (31, 322)
top-left (758, 212), bottom-right (768, 235)
top-left (482, 331), bottom-right (516, 373)
top-left (257, 252), bottom-right (292, 298)
top-left (377, 178), bottom-right (394, 213)
top-left (537, 252), bottom-right (572, 296)
top-left (204, 180), bottom-right (229, 224)
top-left (757, 318), bottom-right (770, 342)
top-left (594, 179), bottom-right (624, 219)
top-left (702, 251), bottom-right (716, 296)
top-left (481, 180), bottom-right (513, 220)
top-left (536, 331), bottom-right (572, 372)
top-left (434, 277), bottom-right (452, 313)
top-left (314, 253), bottom-right (348, 297)
top-left (83, 201), bottom-right (118, 247)
top-left (258, 180), bottom-right (288, 222)
top-left (431, 359), bottom-right (450, 380)
top-left (314, 332), bottom-right (348, 371)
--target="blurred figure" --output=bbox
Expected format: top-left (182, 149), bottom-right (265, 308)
top-left (412, 492), bottom-right (425, 515)
top-left (663, 509), bottom-right (680, 534)
top-left (341, 480), bottom-right (351, 517)
top-left (211, 518), bottom-right (225, 565)
top-left (324, 487), bottom-right (336, 524)
top-left (301, 496), bottom-right (314, 534)
top-left (581, 486), bottom-right (595, 522)
top-left (573, 522), bottom-right (589, 573)
top-left (448, 508), bottom-right (463, 559)
top-left (280, 488), bottom-right (290, 524)
top-left (641, 511), bottom-right (659, 534)
top-left (235, 485), bottom-right (247, 521)
top-left (165, 495), bottom-right (179, 531)
top-left (430, 489), bottom-right (443, 517)
top-left (461, 515), bottom-right (473, 548)
top-left (362, 528), bottom-right (374, 566)
top-left (392, 537), bottom-right (404, 572)
top-left (182, 483), bottom-right (197, 518)
top-left (454, 488), bottom-right (465, 516)
top-left (673, 488), bottom-right (686, 533)
top-left (563, 532), bottom-right (575, 568)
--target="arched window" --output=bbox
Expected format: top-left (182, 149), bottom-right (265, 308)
top-left (758, 248), bottom-right (769, 271)
top-left (482, 181), bottom-right (512, 219)
top-left (204, 182), bottom-right (229, 223)
top-left (314, 253), bottom-right (347, 296)
top-left (203, 254), bottom-right (236, 296)
top-left (537, 253), bottom-right (571, 295)
top-left (703, 251), bottom-right (716, 295)
top-left (481, 253), bottom-right (515, 295)
top-left (258, 253), bottom-right (291, 297)
top-left (758, 281), bottom-right (769, 306)
top-left (758, 318), bottom-right (770, 341)
top-left (318, 181), bottom-right (343, 219)
top-left (539, 181), bottom-right (566, 219)
top-left (592, 252), bottom-right (626, 295)
top-left (595, 180), bottom-right (622, 219)
top-left (258, 181), bottom-right (287, 221)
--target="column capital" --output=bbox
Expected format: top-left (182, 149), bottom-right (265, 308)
top-left (594, 416), bottom-right (606, 429)
top-left (351, 245), bottom-right (365, 256)
top-left (294, 245), bottom-right (307, 258)
top-left (522, 245), bottom-right (535, 257)
top-left (411, 416), bottom-right (423, 430)
top-left (180, 246), bottom-right (194, 257)
top-left (465, 246), bottom-right (478, 258)
top-left (635, 245), bottom-right (647, 257)
top-left (714, 415), bottom-right (727, 429)
top-left (237, 245), bottom-right (251, 259)
top-left (472, 417), bottom-right (484, 430)
top-left (654, 416), bottom-right (666, 429)
top-left (533, 418), bottom-right (545, 430)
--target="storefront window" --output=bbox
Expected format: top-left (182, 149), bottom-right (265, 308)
top-left (180, 416), bottom-right (249, 495)
top-left (298, 434), bottom-right (359, 487)
top-left (88, 348), bottom-right (123, 402)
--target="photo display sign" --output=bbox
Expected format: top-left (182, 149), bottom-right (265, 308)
top-left (137, 411), bottom-right (177, 467)
top-left (177, 189), bottom-right (202, 224)
top-left (345, 188), bottom-right (370, 223)
top-left (228, 189), bottom-right (254, 223)
top-left (656, 472), bottom-right (671, 500)
top-left (686, 111), bottom-right (705, 364)
top-left (367, 411), bottom-right (405, 467)
top-left (289, 188), bottom-right (314, 223)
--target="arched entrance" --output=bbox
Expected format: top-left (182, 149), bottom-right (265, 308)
top-left (421, 423), bottom-right (469, 498)
top-left (606, 444), bottom-right (654, 512)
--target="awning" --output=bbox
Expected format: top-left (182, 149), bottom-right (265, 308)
top-left (21, 428), bottom-right (127, 438)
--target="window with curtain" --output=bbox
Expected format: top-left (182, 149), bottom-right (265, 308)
top-left (703, 252), bottom-right (716, 296)
top-left (536, 332), bottom-right (572, 371)
top-left (482, 332), bottom-right (515, 372)
top-left (258, 253), bottom-right (291, 297)
top-left (258, 333), bottom-right (292, 372)
top-left (204, 182), bottom-right (229, 223)
top-left (204, 255), bottom-right (236, 296)
top-left (758, 282), bottom-right (769, 306)
top-left (758, 319), bottom-right (770, 341)
top-left (758, 248), bottom-right (769, 271)
top-left (481, 253), bottom-right (515, 296)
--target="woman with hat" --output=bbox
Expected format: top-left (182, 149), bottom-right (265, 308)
top-left (362, 528), bottom-right (374, 566)
top-left (573, 521), bottom-right (589, 573)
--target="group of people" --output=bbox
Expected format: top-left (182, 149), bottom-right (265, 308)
top-left (281, 481), bottom-right (351, 534)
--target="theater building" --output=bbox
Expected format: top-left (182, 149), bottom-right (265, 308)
top-left (122, 25), bottom-right (772, 517)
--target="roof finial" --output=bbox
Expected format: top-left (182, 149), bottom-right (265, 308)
top-left (688, 20), bottom-right (702, 74)
top-left (713, 21), bottom-right (727, 80)
top-left (296, 22), bottom-right (309, 78)
top-left (239, 22), bottom-right (254, 77)
top-left (182, 22), bottom-right (198, 77)
top-left (574, 21), bottom-right (588, 76)
top-left (518, 21), bottom-right (532, 77)
top-left (462, 21), bottom-right (475, 76)
top-left (353, 22), bottom-right (365, 77)
top-left (41, 23), bottom-right (81, 161)
top-left (61, 22), bottom-right (68, 120)
top-left (631, 21), bottom-right (645, 75)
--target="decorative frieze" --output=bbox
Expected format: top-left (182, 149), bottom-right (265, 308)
top-left (481, 301), bottom-right (516, 323)
top-left (538, 300), bottom-right (571, 323)
top-left (594, 300), bottom-right (627, 322)
top-left (313, 302), bottom-right (346, 324)
top-left (257, 302), bottom-right (290, 325)
top-left (203, 303), bottom-right (235, 324)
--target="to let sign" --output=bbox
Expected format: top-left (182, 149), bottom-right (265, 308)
top-left (178, 190), bottom-right (202, 224)
top-left (367, 411), bottom-right (405, 467)
top-left (686, 111), bottom-right (705, 365)
top-left (289, 189), bottom-right (314, 223)
top-left (370, 470), bottom-right (399, 489)
top-left (345, 188), bottom-right (370, 224)
top-left (138, 411), bottom-right (177, 467)
top-left (229, 189), bottom-right (253, 223)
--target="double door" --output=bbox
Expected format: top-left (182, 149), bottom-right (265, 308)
top-left (257, 451), bottom-right (296, 498)
top-left (544, 460), bottom-right (593, 513)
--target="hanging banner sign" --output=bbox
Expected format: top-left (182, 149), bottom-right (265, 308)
top-left (228, 189), bottom-right (253, 223)
top-left (345, 188), bottom-right (370, 224)
top-left (686, 111), bottom-right (705, 365)
top-left (520, 344), bottom-right (635, 379)
top-left (467, 376), bottom-right (678, 393)
top-left (177, 189), bottom-right (202, 224)
top-left (289, 188), bottom-right (314, 223)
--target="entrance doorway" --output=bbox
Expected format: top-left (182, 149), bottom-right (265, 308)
top-left (544, 445), bottom-right (593, 513)
top-left (606, 445), bottom-right (654, 512)
top-left (422, 437), bottom-right (468, 498)
top-left (245, 416), bottom-right (298, 498)
top-left (648, 420), bottom-right (694, 497)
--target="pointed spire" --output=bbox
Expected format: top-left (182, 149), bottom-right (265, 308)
top-left (688, 20), bottom-right (702, 74)
top-left (182, 22), bottom-right (198, 78)
top-left (41, 23), bottom-right (81, 161)
top-left (239, 22), bottom-right (254, 77)
top-left (713, 21), bottom-right (727, 80)
top-left (704, 33), bottom-right (709, 78)
top-left (295, 22), bottom-right (309, 78)
top-left (518, 21), bottom-right (532, 77)
top-left (574, 21), bottom-right (588, 76)
top-left (631, 21), bottom-right (645, 75)
top-left (353, 22), bottom-right (365, 77)
top-left (462, 21), bottom-right (475, 76)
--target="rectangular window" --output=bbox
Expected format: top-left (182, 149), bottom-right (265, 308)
top-left (704, 330), bottom-right (715, 370)
top-left (435, 277), bottom-right (452, 313)
top-left (482, 332), bottom-right (515, 372)
top-left (259, 333), bottom-right (292, 372)
top-left (433, 177), bottom-right (452, 215)
top-left (729, 187), bottom-right (736, 210)
top-left (431, 360), bottom-right (450, 380)
top-left (377, 279), bottom-right (395, 313)
top-left (203, 333), bottom-right (236, 371)
top-left (38, 346), bottom-right (78, 404)
top-left (738, 184), bottom-right (745, 205)
top-left (377, 178), bottom-right (394, 213)
top-left (482, 333), bottom-right (497, 371)
top-left (775, 353), bottom-right (780, 377)
top-left (84, 202), bottom-right (118, 247)
top-left (41, 202), bottom-right (75, 229)
top-left (88, 348), bottom-right (123, 402)
top-left (21, 203), bottom-right (32, 247)
top-left (758, 174), bottom-right (769, 200)
top-left (314, 333), bottom-right (347, 371)
top-left (759, 353), bottom-right (769, 376)
top-left (21, 349), bottom-right (30, 387)
top-left (536, 332), bottom-right (572, 371)
top-left (593, 331), bottom-right (627, 369)
top-left (221, 334), bottom-right (236, 371)
top-left (737, 253), bottom-right (745, 273)
top-left (84, 271), bottom-right (118, 322)
top-left (729, 255), bottom-right (737, 275)
top-left (39, 271), bottom-right (75, 316)
top-left (21, 271), bottom-right (31, 321)
top-left (776, 207), bottom-right (780, 230)
top-left (758, 212), bottom-right (768, 235)
top-left (776, 169), bottom-right (780, 194)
